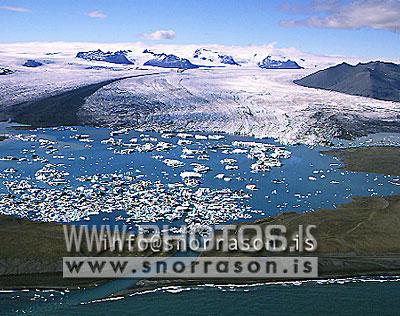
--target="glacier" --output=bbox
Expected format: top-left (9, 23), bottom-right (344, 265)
top-left (0, 42), bottom-right (399, 146)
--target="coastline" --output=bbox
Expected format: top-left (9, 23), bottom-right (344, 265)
top-left (1, 262), bottom-right (400, 292)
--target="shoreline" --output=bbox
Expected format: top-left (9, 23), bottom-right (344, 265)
top-left (2, 269), bottom-right (400, 292)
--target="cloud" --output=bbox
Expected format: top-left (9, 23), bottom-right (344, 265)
top-left (141, 29), bottom-right (176, 40)
top-left (87, 10), bottom-right (107, 19)
top-left (280, 0), bottom-right (400, 32)
top-left (0, 6), bottom-right (30, 13)
top-left (280, 0), bottom-right (340, 14)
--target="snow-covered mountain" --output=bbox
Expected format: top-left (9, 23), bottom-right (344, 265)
top-left (193, 48), bottom-right (239, 66)
top-left (23, 59), bottom-right (43, 67)
top-left (258, 56), bottom-right (303, 69)
top-left (76, 49), bottom-right (134, 65)
top-left (143, 50), bottom-right (199, 69)
top-left (0, 41), bottom-right (373, 71)
top-left (0, 67), bottom-right (14, 75)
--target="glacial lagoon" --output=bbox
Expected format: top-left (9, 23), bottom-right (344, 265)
top-left (0, 125), bottom-right (399, 230)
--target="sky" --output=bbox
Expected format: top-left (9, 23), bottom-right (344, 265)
top-left (0, 0), bottom-right (399, 58)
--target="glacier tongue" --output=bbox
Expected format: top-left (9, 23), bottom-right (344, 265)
top-left (80, 67), bottom-right (400, 145)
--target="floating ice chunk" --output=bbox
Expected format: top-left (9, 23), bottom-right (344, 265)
top-left (0, 156), bottom-right (18, 161)
top-left (178, 139), bottom-right (192, 146)
top-left (225, 165), bottom-right (239, 170)
top-left (111, 128), bottom-right (129, 136)
top-left (220, 158), bottom-right (237, 165)
top-left (182, 148), bottom-right (200, 155)
top-left (246, 184), bottom-right (258, 191)
top-left (208, 135), bottom-right (224, 140)
top-left (71, 134), bottom-right (91, 140)
top-left (71, 134), bottom-right (93, 143)
top-left (231, 148), bottom-right (247, 154)
top-left (115, 148), bottom-right (135, 155)
top-left (232, 141), bottom-right (274, 150)
top-left (163, 159), bottom-right (184, 168)
top-left (191, 163), bottom-right (211, 173)
top-left (101, 137), bottom-right (120, 145)
top-left (251, 161), bottom-right (269, 172)
top-left (156, 141), bottom-right (174, 151)
top-left (180, 171), bottom-right (202, 179)
top-left (181, 154), bottom-right (195, 159)
top-left (180, 172), bottom-right (201, 187)
top-left (141, 136), bottom-right (158, 142)
top-left (177, 133), bottom-right (193, 139)
top-left (161, 133), bottom-right (175, 139)
top-left (138, 143), bottom-right (155, 152)
top-left (271, 148), bottom-right (291, 159)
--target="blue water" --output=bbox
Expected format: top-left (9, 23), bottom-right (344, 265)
top-left (1, 278), bottom-right (400, 315)
top-left (68, 279), bottom-right (400, 316)
top-left (1, 126), bottom-right (400, 315)
top-left (1, 126), bottom-right (399, 227)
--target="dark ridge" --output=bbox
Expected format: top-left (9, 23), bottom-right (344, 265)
top-left (294, 61), bottom-right (400, 102)
top-left (0, 73), bottom-right (159, 128)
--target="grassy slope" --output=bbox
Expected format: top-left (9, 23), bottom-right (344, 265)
top-left (324, 146), bottom-right (400, 176)
top-left (201, 195), bottom-right (400, 277)
top-left (0, 216), bottom-right (160, 288)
